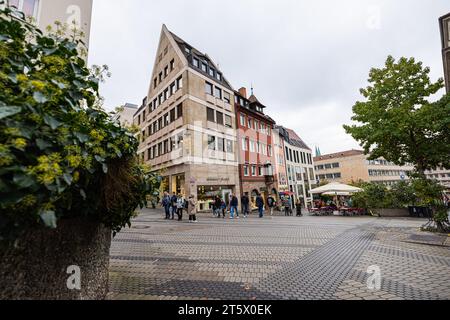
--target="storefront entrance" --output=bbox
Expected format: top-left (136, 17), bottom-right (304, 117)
top-left (197, 185), bottom-right (234, 212)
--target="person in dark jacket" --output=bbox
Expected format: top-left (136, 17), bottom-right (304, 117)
top-left (230, 194), bottom-right (239, 219)
top-left (256, 193), bottom-right (265, 218)
top-left (170, 193), bottom-right (177, 220)
top-left (162, 192), bottom-right (171, 220)
top-left (267, 195), bottom-right (275, 216)
top-left (241, 193), bottom-right (250, 218)
top-left (296, 199), bottom-right (303, 217)
top-left (214, 196), bottom-right (222, 218)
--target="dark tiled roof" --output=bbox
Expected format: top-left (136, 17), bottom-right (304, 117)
top-left (169, 31), bottom-right (233, 90)
top-left (276, 126), bottom-right (311, 151)
top-left (314, 150), bottom-right (365, 161)
top-left (235, 91), bottom-right (275, 124)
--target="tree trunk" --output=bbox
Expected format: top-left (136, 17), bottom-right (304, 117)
top-left (0, 217), bottom-right (112, 300)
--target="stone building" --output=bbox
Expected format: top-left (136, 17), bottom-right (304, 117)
top-left (235, 88), bottom-right (277, 208)
top-left (439, 12), bottom-right (450, 93)
top-left (277, 126), bottom-right (316, 208)
top-left (314, 150), bottom-right (415, 186)
top-left (113, 103), bottom-right (138, 128)
top-left (133, 25), bottom-right (240, 212)
top-left (7, 0), bottom-right (93, 48)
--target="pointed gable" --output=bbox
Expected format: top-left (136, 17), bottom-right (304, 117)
top-left (168, 29), bottom-right (233, 90)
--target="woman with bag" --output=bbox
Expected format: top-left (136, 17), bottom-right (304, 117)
top-left (188, 195), bottom-right (198, 223)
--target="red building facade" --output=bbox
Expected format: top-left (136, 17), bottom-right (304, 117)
top-left (235, 88), bottom-right (277, 208)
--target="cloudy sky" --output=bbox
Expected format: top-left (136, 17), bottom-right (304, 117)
top-left (88, 0), bottom-right (449, 155)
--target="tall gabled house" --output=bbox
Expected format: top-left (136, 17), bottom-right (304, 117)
top-left (134, 25), bottom-right (240, 211)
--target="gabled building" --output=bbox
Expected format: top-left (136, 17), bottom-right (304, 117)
top-left (113, 103), bottom-right (138, 128)
top-left (133, 25), bottom-right (240, 212)
top-left (7, 0), bottom-right (93, 49)
top-left (277, 126), bottom-right (316, 208)
top-left (235, 88), bottom-right (277, 207)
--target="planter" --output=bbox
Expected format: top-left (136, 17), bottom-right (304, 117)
top-left (0, 217), bottom-right (112, 300)
top-left (372, 208), bottom-right (410, 217)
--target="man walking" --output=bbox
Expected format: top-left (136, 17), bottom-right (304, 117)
top-left (162, 192), bottom-right (171, 220)
top-left (176, 194), bottom-right (185, 221)
top-left (241, 193), bottom-right (250, 218)
top-left (170, 192), bottom-right (177, 220)
top-left (256, 193), bottom-right (265, 218)
top-left (230, 194), bottom-right (239, 219)
top-left (214, 196), bottom-right (222, 218)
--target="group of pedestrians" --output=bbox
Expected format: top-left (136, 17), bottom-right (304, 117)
top-left (281, 197), bottom-right (303, 217)
top-left (162, 192), bottom-right (198, 223)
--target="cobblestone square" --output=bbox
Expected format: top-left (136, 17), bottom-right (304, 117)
top-left (108, 209), bottom-right (450, 300)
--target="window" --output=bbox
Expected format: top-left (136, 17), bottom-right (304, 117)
top-left (205, 82), bottom-right (213, 95)
top-left (225, 115), bottom-right (232, 128)
top-left (177, 103), bottom-right (183, 118)
top-left (242, 138), bottom-right (248, 151)
top-left (193, 57), bottom-right (199, 68)
top-left (185, 46), bottom-right (191, 54)
top-left (218, 138), bottom-right (225, 152)
top-left (207, 107), bottom-right (215, 122)
top-left (164, 89), bottom-right (169, 100)
top-left (258, 167), bottom-right (263, 176)
top-left (226, 140), bottom-right (233, 153)
top-left (170, 82), bottom-right (176, 95)
top-left (254, 120), bottom-right (259, 130)
top-left (177, 76), bottom-right (183, 89)
top-left (201, 63), bottom-right (207, 73)
top-left (11, 0), bottom-right (39, 17)
top-left (164, 66), bottom-right (169, 77)
top-left (224, 92), bottom-right (231, 104)
top-left (208, 135), bottom-right (216, 150)
top-left (268, 145), bottom-right (272, 157)
top-left (170, 59), bottom-right (175, 71)
top-left (247, 118), bottom-right (252, 128)
top-left (159, 72), bottom-right (163, 83)
top-left (209, 68), bottom-right (215, 77)
top-left (251, 166), bottom-right (257, 176)
top-left (240, 114), bottom-right (246, 126)
top-left (214, 87), bottom-right (222, 99)
top-left (216, 111), bottom-right (224, 125)
top-left (332, 163), bottom-right (340, 168)
top-left (250, 141), bottom-right (256, 153)
top-left (216, 72), bottom-right (222, 81)
top-left (170, 108), bottom-right (176, 122)
top-left (154, 78), bottom-right (157, 89)
top-left (244, 166), bottom-right (249, 177)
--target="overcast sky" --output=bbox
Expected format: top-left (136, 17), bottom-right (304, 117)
top-left (88, 0), bottom-right (449, 155)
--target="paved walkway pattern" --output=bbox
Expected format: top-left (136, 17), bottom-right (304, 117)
top-left (107, 209), bottom-right (450, 300)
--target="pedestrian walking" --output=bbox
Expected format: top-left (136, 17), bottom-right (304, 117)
top-left (283, 197), bottom-right (290, 217)
top-left (241, 193), bottom-right (250, 218)
top-left (256, 193), bottom-right (264, 218)
top-left (162, 192), bottom-right (171, 220)
top-left (176, 195), bottom-right (185, 221)
top-left (188, 195), bottom-right (198, 223)
top-left (170, 192), bottom-right (177, 220)
top-left (214, 196), bottom-right (222, 218)
top-left (296, 199), bottom-right (303, 217)
top-left (267, 195), bottom-right (275, 216)
top-left (230, 194), bottom-right (239, 219)
top-left (221, 199), bottom-right (227, 218)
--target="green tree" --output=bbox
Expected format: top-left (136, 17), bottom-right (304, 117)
top-left (0, 5), bottom-right (159, 244)
top-left (344, 56), bottom-right (450, 174)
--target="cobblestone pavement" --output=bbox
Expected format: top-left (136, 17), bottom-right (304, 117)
top-left (107, 209), bottom-right (450, 300)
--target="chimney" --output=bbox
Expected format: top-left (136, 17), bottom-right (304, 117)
top-left (239, 87), bottom-right (247, 99)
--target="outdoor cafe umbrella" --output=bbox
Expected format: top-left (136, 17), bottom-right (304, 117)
top-left (310, 182), bottom-right (362, 195)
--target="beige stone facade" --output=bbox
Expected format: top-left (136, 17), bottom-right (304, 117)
top-left (7, 0), bottom-right (93, 48)
top-left (314, 150), bottom-right (415, 186)
top-left (134, 25), bottom-right (240, 211)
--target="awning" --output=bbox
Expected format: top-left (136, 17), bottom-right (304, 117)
top-left (310, 182), bottom-right (362, 195)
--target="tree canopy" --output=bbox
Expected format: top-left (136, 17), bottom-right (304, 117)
top-left (344, 56), bottom-right (450, 174)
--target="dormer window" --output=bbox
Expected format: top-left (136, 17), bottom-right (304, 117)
top-left (209, 68), bottom-right (215, 77)
top-left (201, 63), bottom-right (207, 73)
top-left (185, 46), bottom-right (191, 54)
top-left (216, 73), bottom-right (222, 81)
top-left (193, 57), bottom-right (199, 68)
